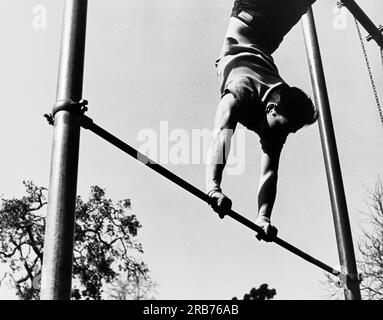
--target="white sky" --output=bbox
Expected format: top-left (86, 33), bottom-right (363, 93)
top-left (0, 0), bottom-right (382, 300)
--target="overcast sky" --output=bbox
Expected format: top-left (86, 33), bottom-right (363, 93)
top-left (1, 0), bottom-right (382, 300)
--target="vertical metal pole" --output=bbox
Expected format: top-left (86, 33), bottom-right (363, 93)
top-left (41, 0), bottom-right (88, 300)
top-left (301, 7), bottom-right (361, 300)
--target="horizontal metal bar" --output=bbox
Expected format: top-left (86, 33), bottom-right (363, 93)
top-left (81, 115), bottom-right (341, 277)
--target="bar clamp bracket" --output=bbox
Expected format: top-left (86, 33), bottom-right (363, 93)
top-left (366, 25), bottom-right (383, 42)
top-left (44, 99), bottom-right (88, 126)
top-left (335, 272), bottom-right (363, 291)
top-left (336, 1), bottom-right (345, 9)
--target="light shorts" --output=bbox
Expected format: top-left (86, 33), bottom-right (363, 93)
top-left (215, 15), bottom-right (286, 129)
top-left (215, 14), bottom-right (287, 152)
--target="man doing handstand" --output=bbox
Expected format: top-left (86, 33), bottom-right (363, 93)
top-left (206, 0), bottom-right (318, 241)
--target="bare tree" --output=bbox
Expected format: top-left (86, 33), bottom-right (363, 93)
top-left (357, 177), bottom-right (383, 300)
top-left (323, 177), bottom-right (383, 300)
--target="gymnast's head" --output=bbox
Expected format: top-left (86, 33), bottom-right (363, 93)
top-left (264, 85), bottom-right (318, 135)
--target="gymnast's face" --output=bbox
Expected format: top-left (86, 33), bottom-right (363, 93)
top-left (263, 94), bottom-right (301, 136)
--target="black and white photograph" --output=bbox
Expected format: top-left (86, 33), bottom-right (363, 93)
top-left (0, 0), bottom-right (382, 309)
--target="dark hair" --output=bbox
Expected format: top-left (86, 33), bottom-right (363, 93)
top-left (276, 85), bottom-right (318, 128)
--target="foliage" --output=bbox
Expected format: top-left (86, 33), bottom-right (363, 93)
top-left (0, 181), bottom-right (153, 300)
top-left (0, 181), bottom-right (46, 300)
top-left (106, 271), bottom-right (157, 300)
top-left (232, 283), bottom-right (276, 300)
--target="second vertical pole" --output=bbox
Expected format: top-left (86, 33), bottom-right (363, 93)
top-left (301, 7), bottom-right (361, 300)
top-left (40, 0), bottom-right (88, 300)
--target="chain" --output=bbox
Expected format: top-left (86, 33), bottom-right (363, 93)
top-left (381, 47), bottom-right (383, 71)
top-left (354, 19), bottom-right (383, 128)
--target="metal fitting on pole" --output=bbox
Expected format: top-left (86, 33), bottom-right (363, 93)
top-left (336, 273), bottom-right (363, 291)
